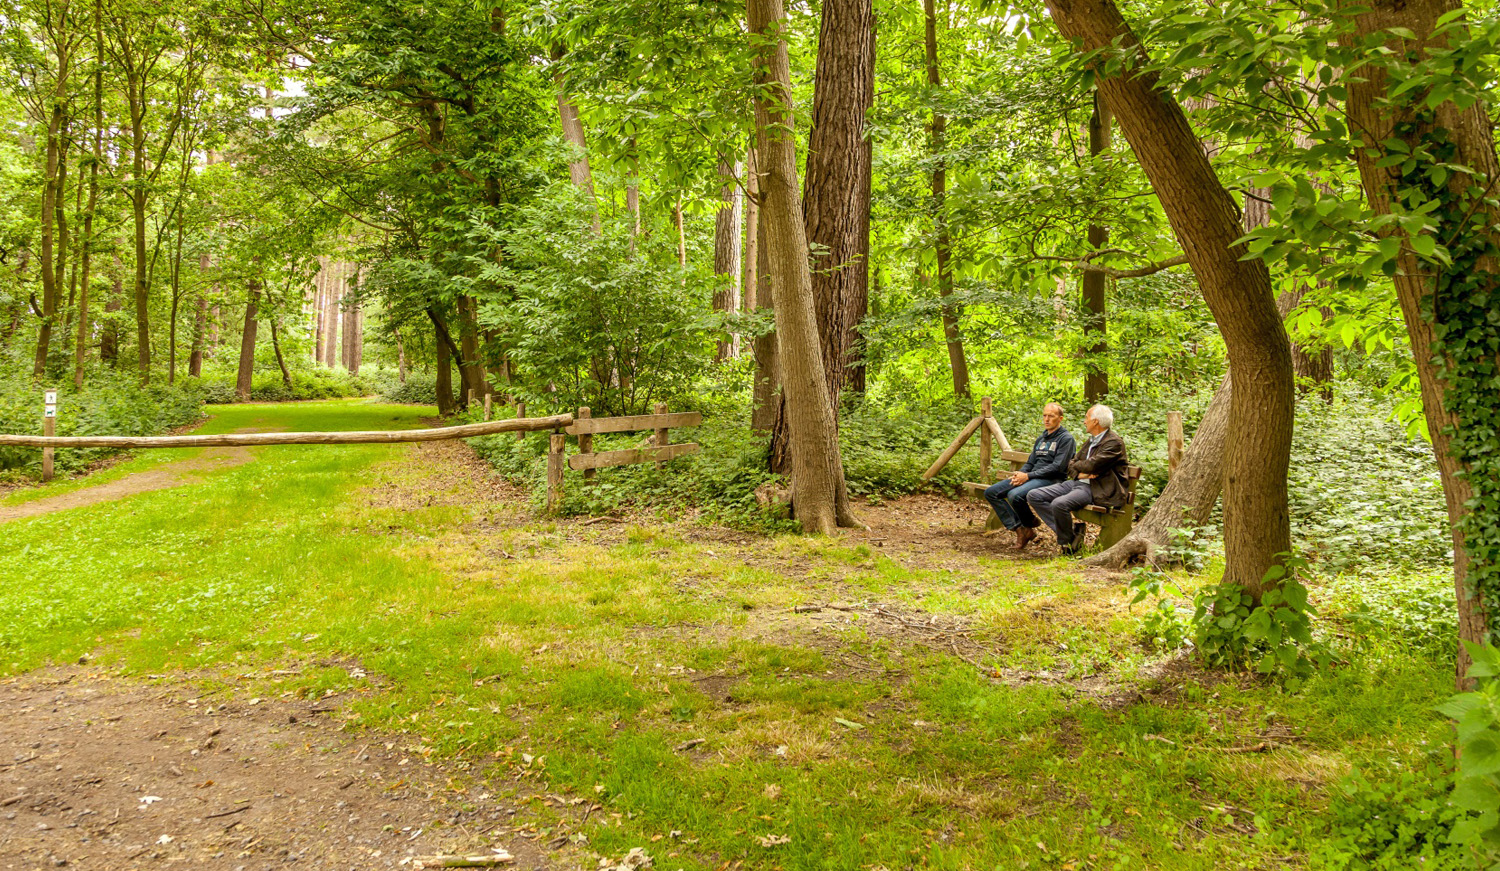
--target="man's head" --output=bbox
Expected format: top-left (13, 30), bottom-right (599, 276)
top-left (1085, 404), bottom-right (1114, 435)
top-left (1042, 403), bottom-right (1064, 431)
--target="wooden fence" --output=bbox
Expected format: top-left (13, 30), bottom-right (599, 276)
top-left (545, 403), bottom-right (702, 513)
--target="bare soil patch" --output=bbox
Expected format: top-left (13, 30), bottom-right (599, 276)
top-left (0, 668), bottom-right (580, 871)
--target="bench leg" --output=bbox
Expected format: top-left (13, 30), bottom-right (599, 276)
top-left (1094, 512), bottom-right (1133, 550)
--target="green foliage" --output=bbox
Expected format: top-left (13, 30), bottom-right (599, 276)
top-left (1126, 567), bottom-right (1189, 652)
top-left (476, 185), bottom-right (719, 416)
top-left (1439, 643), bottom-right (1500, 867)
top-left (194, 367), bottom-right (375, 404)
top-left (0, 370), bottom-right (203, 476)
top-left (1309, 752), bottom-right (1471, 870)
top-left (1193, 556), bottom-right (1332, 689)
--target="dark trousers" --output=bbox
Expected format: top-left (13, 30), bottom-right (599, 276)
top-left (983, 478), bottom-right (1053, 530)
top-left (1027, 480), bottom-right (1095, 547)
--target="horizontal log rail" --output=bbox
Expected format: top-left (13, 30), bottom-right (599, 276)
top-left (0, 414), bottom-right (575, 449)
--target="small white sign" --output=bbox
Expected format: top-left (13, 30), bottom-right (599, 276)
top-left (44, 407), bottom-right (57, 418)
top-left (44, 391), bottom-right (57, 405)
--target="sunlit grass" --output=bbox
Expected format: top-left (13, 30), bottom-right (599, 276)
top-left (0, 399), bottom-right (1461, 870)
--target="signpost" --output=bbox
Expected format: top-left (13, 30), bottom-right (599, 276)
top-left (42, 389), bottom-right (57, 482)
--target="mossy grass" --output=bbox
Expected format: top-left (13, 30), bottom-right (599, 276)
top-left (0, 400), bottom-right (1462, 869)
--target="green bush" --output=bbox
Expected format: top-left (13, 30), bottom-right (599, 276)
top-left (194, 367), bottom-right (375, 404)
top-left (0, 371), bottom-right (204, 476)
top-left (1309, 753), bottom-right (1471, 870)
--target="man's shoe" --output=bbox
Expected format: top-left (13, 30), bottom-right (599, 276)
top-left (1014, 526), bottom-right (1036, 550)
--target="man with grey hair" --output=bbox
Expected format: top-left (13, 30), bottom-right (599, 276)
top-left (1026, 403), bottom-right (1130, 555)
top-left (984, 403), bottom-right (1075, 550)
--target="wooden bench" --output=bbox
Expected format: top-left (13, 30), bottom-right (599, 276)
top-left (963, 454), bottom-right (1141, 550)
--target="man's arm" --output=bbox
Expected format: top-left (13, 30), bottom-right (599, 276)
top-left (1071, 436), bottom-right (1125, 475)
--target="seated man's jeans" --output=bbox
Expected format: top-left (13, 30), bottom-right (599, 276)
top-left (983, 478), bottom-right (1054, 530)
top-left (1026, 480), bottom-right (1095, 546)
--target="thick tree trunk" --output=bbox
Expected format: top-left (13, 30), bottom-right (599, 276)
top-left (322, 262), bottom-right (340, 368)
top-left (713, 159), bottom-right (742, 361)
top-left (1082, 90), bottom-right (1111, 403)
top-left (1344, 0), bottom-right (1497, 682)
top-left (748, 0), bottom-right (858, 532)
top-left (923, 0), bottom-right (970, 399)
top-left (750, 193), bottom-right (779, 434)
top-left (458, 295), bottom-right (484, 390)
top-left (235, 283), bottom-right (260, 402)
top-left (1046, 0), bottom-right (1295, 597)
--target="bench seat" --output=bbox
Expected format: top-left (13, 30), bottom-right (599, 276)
top-left (963, 464), bottom-right (1142, 550)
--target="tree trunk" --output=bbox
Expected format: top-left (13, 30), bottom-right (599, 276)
top-left (551, 45), bottom-right (601, 234)
top-left (458, 294), bottom-right (484, 394)
top-left (167, 207), bottom-right (184, 383)
top-left (101, 250), bottom-right (121, 366)
top-left (1082, 90), bottom-right (1111, 403)
top-left (748, 0), bottom-right (858, 532)
top-left (923, 0), bottom-right (970, 399)
top-left (713, 158), bottom-right (742, 362)
top-left (235, 283), bottom-right (260, 402)
top-left (130, 89), bottom-right (151, 383)
top-left (432, 315), bottom-right (455, 416)
top-left (35, 100), bottom-right (66, 377)
top-left (626, 140), bottom-right (641, 244)
top-left (1344, 0), bottom-right (1498, 683)
top-left (73, 42), bottom-right (103, 391)
top-left (395, 326), bottom-right (407, 383)
top-left (750, 188), bottom-right (779, 434)
top-left (1045, 0), bottom-right (1295, 598)
top-left (188, 294), bottom-right (207, 377)
top-left (321, 261), bottom-right (340, 368)
top-left (270, 316), bottom-right (292, 388)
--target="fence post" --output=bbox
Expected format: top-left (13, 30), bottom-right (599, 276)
top-left (577, 407), bottom-right (595, 481)
top-left (1167, 410), bottom-right (1184, 478)
top-left (42, 388), bottom-right (56, 482)
top-left (483, 393), bottom-right (493, 421)
top-left (654, 402), bottom-right (670, 469)
top-left (547, 434), bottom-right (565, 513)
top-left (979, 396), bottom-right (993, 484)
top-left (515, 400), bottom-right (527, 441)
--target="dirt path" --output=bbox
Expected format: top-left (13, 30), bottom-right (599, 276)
top-left (0, 447), bottom-right (254, 525)
top-left (0, 668), bottom-right (575, 871)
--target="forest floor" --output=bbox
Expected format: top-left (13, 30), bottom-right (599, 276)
top-left (0, 399), bottom-right (1456, 870)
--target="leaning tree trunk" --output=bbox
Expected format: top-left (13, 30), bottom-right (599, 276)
top-left (1345, 0), bottom-right (1498, 684)
top-left (748, 0), bottom-right (859, 532)
top-left (235, 282), bottom-right (260, 402)
top-left (1046, 0), bottom-right (1295, 598)
top-left (923, 0), bottom-right (970, 399)
top-left (551, 45), bottom-right (601, 235)
top-left (269, 316), bottom-right (292, 388)
top-left (1084, 374), bottom-right (1231, 568)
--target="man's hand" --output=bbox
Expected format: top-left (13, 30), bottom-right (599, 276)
top-left (1010, 471), bottom-right (1029, 486)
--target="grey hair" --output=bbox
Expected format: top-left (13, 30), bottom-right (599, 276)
top-left (1044, 402), bottom-right (1064, 416)
top-left (1088, 404), bottom-right (1114, 429)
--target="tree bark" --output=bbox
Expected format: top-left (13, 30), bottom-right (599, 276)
top-left (713, 158), bottom-right (742, 361)
top-left (923, 0), bottom-right (970, 398)
top-left (1082, 89), bottom-right (1111, 403)
top-left (321, 261), bottom-right (340, 368)
top-left (432, 314), bottom-right (455, 416)
top-left (1344, 0), bottom-right (1497, 682)
top-left (270, 316), bottom-right (292, 388)
top-left (750, 186), bottom-right (779, 434)
top-left (235, 282), bottom-right (260, 402)
top-left (551, 45), bottom-right (601, 234)
top-left (73, 36), bottom-right (103, 390)
top-left (188, 294), bottom-right (207, 377)
top-left (34, 99), bottom-right (67, 377)
top-left (1045, 0), bottom-right (1295, 598)
top-left (748, 0), bottom-right (858, 532)
top-left (101, 250), bottom-right (121, 365)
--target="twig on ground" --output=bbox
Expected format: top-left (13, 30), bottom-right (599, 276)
top-left (206, 804), bottom-right (250, 819)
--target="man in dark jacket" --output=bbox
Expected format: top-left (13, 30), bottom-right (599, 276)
top-left (1026, 404), bottom-right (1129, 555)
top-left (984, 403), bottom-right (1075, 550)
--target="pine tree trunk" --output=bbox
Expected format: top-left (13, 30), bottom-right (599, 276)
top-left (235, 283), bottom-right (260, 402)
top-left (748, 0), bottom-right (858, 532)
top-left (1344, 0), bottom-right (1496, 684)
top-left (321, 262), bottom-right (340, 368)
top-left (1082, 90), bottom-right (1111, 403)
top-left (923, 0), bottom-right (970, 399)
top-left (1046, 0), bottom-right (1295, 598)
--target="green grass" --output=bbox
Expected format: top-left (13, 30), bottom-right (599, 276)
top-left (0, 400), bottom-right (1464, 869)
